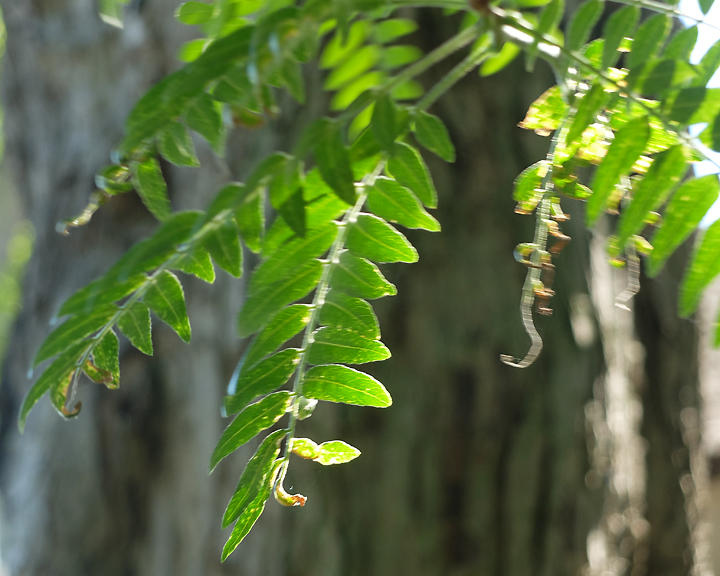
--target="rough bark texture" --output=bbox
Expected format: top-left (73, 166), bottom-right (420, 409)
top-left (0, 3), bottom-right (702, 576)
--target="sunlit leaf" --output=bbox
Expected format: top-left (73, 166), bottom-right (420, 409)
top-left (587, 116), bottom-right (650, 225)
top-left (332, 251), bottom-right (397, 299)
top-left (225, 349), bottom-right (299, 414)
top-left (386, 142), bottom-right (437, 208)
top-left (303, 364), bottom-right (391, 407)
top-left (131, 158), bottom-right (171, 221)
top-left (306, 327), bottom-right (390, 364)
top-left (314, 440), bottom-right (361, 465)
top-left (210, 391), bottom-right (292, 471)
top-left (650, 176), bottom-right (720, 277)
top-left (244, 305), bottom-right (312, 368)
top-left (413, 110), bottom-right (455, 162)
top-left (367, 178), bottom-right (440, 231)
top-left (117, 301), bottom-right (153, 356)
top-left (680, 219), bottom-right (720, 316)
top-left (145, 270), bottom-right (191, 343)
top-left (601, 5), bottom-right (639, 69)
top-left (347, 214), bottom-right (418, 263)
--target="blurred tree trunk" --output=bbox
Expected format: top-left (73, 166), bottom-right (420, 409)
top-left (0, 3), bottom-right (703, 576)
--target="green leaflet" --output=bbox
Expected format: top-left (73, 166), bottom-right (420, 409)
top-left (386, 142), bottom-right (437, 208)
top-left (318, 291), bottom-right (380, 338)
top-left (176, 1), bottom-right (214, 25)
top-left (311, 118), bottom-right (356, 204)
top-left (664, 26), bottom-right (698, 62)
top-left (700, 116), bottom-right (720, 152)
top-left (586, 116), bottom-right (650, 225)
top-left (225, 349), bottom-right (300, 415)
top-left (371, 93), bottom-right (407, 151)
top-left (117, 301), bottom-right (153, 356)
top-left (174, 246), bottom-right (216, 283)
top-left (158, 122), bottom-right (199, 167)
top-left (306, 327), bottom-right (390, 365)
top-left (221, 465), bottom-right (278, 562)
top-left (210, 391), bottom-right (292, 471)
top-left (700, 0), bottom-right (715, 14)
top-left (302, 364), bottom-right (391, 407)
top-left (244, 304), bottom-right (312, 368)
top-left (278, 188), bottom-right (307, 238)
top-left (34, 305), bottom-right (117, 367)
top-left (131, 158), bottom-right (171, 221)
top-left (186, 93), bottom-right (225, 154)
top-left (519, 86), bottom-right (567, 134)
top-left (680, 219), bottom-right (720, 316)
top-left (566, 84), bottom-right (607, 145)
top-left (222, 429), bottom-right (288, 528)
top-left (372, 18), bottom-right (417, 44)
top-left (566, 0), bottom-right (603, 53)
top-left (291, 438), bottom-right (361, 465)
top-left (615, 146), bottom-right (688, 249)
top-left (92, 330), bottom-right (120, 389)
top-left (412, 110), bottom-right (455, 163)
top-left (202, 219), bottom-right (243, 277)
top-left (626, 14), bottom-right (671, 89)
top-left (332, 251), bottom-right (397, 299)
top-left (325, 45), bottom-right (380, 90)
top-left (145, 270), bottom-right (191, 343)
top-left (347, 214), bottom-right (418, 263)
top-left (19, 340), bottom-right (90, 431)
top-left (649, 176), bottom-right (720, 277)
top-left (251, 223), bottom-right (337, 289)
top-left (526, 0), bottom-right (563, 71)
top-left (367, 178), bottom-right (440, 231)
top-left (601, 5), bottom-right (639, 69)
top-left (668, 87), bottom-right (720, 125)
top-left (237, 259), bottom-right (323, 337)
top-left (480, 41), bottom-right (520, 77)
top-left (236, 189), bottom-right (265, 254)
top-left (313, 440), bottom-right (361, 465)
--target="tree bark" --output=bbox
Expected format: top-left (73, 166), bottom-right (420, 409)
top-left (0, 3), bottom-right (702, 576)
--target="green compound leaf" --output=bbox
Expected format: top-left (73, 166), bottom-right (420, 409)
top-left (117, 301), bottom-right (153, 356)
top-left (566, 0), bottom-right (603, 53)
top-left (303, 364), bottom-right (392, 407)
top-left (387, 142), bottom-right (438, 208)
top-left (347, 214), bottom-right (418, 263)
top-left (158, 122), bottom-right (199, 167)
top-left (174, 246), bottom-right (216, 283)
top-left (145, 270), bottom-right (191, 343)
top-left (601, 5), bottom-right (639, 69)
top-left (680, 219), bottom-right (720, 316)
top-left (210, 391), bottom-right (292, 472)
top-left (332, 251), bottom-right (397, 299)
top-left (413, 109), bottom-right (455, 162)
top-left (225, 349), bottom-right (300, 415)
top-left (311, 118), bottom-right (356, 204)
top-left (649, 176), bottom-right (720, 277)
top-left (318, 291), bottom-right (380, 338)
top-left (615, 146), bottom-right (688, 249)
top-left (238, 259), bottom-right (323, 338)
top-left (244, 304), bottom-right (312, 368)
top-left (222, 429), bottom-right (288, 528)
top-left (306, 327), bottom-right (390, 365)
top-left (131, 157), bottom-right (171, 221)
top-left (314, 440), bottom-right (361, 465)
top-left (587, 116), bottom-right (650, 226)
top-left (367, 178), bottom-right (440, 232)
top-left (20, 339), bottom-right (89, 432)
top-left (34, 305), bottom-right (117, 367)
top-left (221, 460), bottom-right (282, 561)
top-left (203, 219), bottom-right (243, 277)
